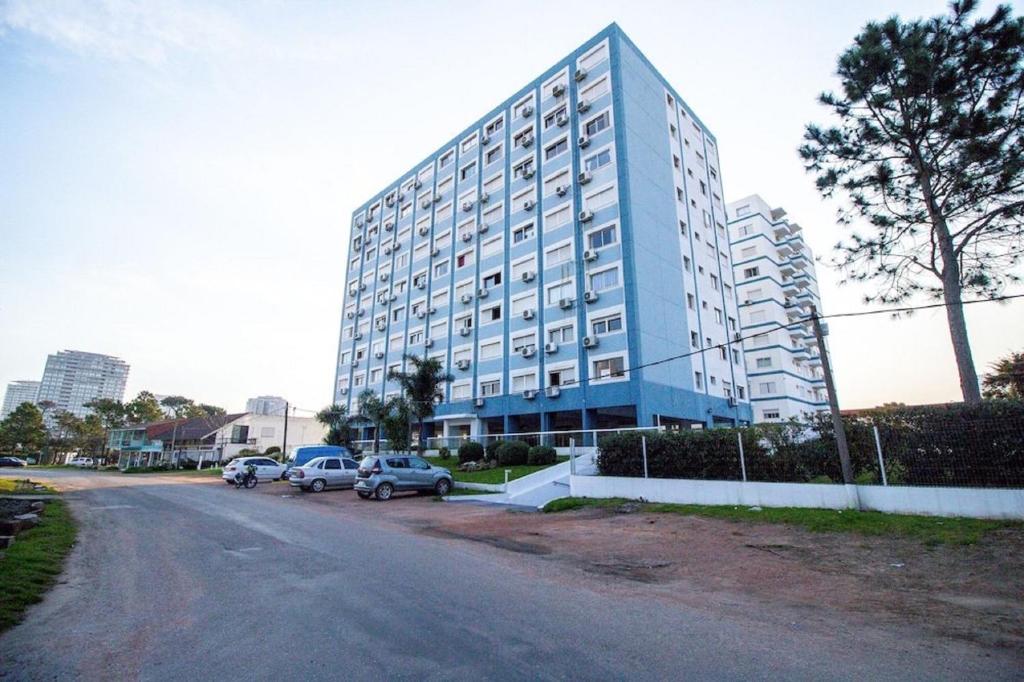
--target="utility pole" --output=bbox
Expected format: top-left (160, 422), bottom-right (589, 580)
top-left (281, 402), bottom-right (289, 461)
top-left (810, 305), bottom-right (854, 486)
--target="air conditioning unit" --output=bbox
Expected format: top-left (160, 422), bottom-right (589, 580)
top-left (414, 178), bottom-right (423, 189)
top-left (522, 167), bottom-right (535, 179)
top-left (552, 83), bottom-right (566, 97)
top-left (523, 389), bottom-right (537, 400)
top-left (521, 104), bottom-right (534, 118)
top-left (431, 247), bottom-right (440, 257)
top-left (546, 386), bottom-right (561, 398)
top-left (374, 350), bottom-right (385, 359)
top-left (559, 298), bottom-right (573, 310)
top-left (433, 193), bottom-right (442, 203)
top-left (555, 185), bottom-right (568, 197)
top-left (583, 249), bottom-right (598, 262)
top-left (424, 338), bottom-right (434, 348)
top-left (478, 223), bottom-right (489, 234)
top-left (544, 342), bottom-right (558, 354)
top-left (523, 199), bottom-right (536, 211)
top-left (418, 225), bottom-right (429, 236)
top-left (479, 192), bottom-right (490, 204)
top-left (578, 134), bottom-right (591, 148)
top-left (390, 293), bottom-right (398, 302)
top-left (733, 332), bottom-right (742, 342)
top-left (348, 288), bottom-right (357, 297)
top-left (583, 335), bottom-right (599, 348)
top-left (522, 134), bottom-right (534, 148)
top-left (584, 290), bottom-right (599, 303)
top-left (461, 232), bottom-right (473, 242)
top-left (579, 209), bottom-right (594, 222)
top-left (459, 327), bottom-right (472, 337)
top-left (519, 310), bottom-right (534, 322)
top-left (416, 280), bottom-right (426, 290)
top-left (352, 241), bottom-right (362, 252)
top-left (380, 273), bottom-right (390, 282)
top-left (577, 99), bottom-right (590, 113)
top-left (397, 192), bottom-right (405, 202)
top-left (420, 198), bottom-right (431, 209)
top-left (429, 306), bottom-right (437, 314)
top-left (520, 346), bottom-right (536, 359)
top-left (556, 113), bottom-right (569, 127)
top-left (477, 288), bottom-right (489, 299)
top-left (359, 282), bottom-right (367, 291)
top-left (416, 310), bottom-right (426, 319)
top-left (456, 359), bottom-right (471, 370)
top-left (521, 270), bottom-right (535, 283)
top-left (578, 170), bottom-right (593, 185)
top-left (574, 67), bottom-right (588, 81)
top-left (474, 397), bottom-right (485, 408)
top-left (355, 217), bottom-right (364, 227)
top-left (383, 245), bottom-right (392, 255)
top-left (375, 321), bottom-right (386, 331)
top-left (462, 201), bottom-right (474, 212)
top-left (727, 396), bottom-right (738, 407)
top-left (339, 387), bottom-right (349, 396)
top-left (385, 195), bottom-right (395, 207)
top-left (351, 360), bottom-right (359, 368)
top-left (357, 308), bottom-right (366, 317)
top-left (346, 311), bottom-right (354, 319)
top-left (353, 332), bottom-right (363, 340)
top-left (384, 222), bottom-right (394, 232)
top-left (481, 134), bottom-right (490, 145)
top-left (461, 293), bottom-right (473, 304)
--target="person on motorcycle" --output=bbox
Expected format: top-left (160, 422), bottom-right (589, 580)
top-left (234, 461), bottom-right (258, 488)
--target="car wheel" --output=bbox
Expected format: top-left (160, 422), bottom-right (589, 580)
top-left (311, 479), bottom-right (326, 493)
top-left (375, 482), bottom-right (394, 501)
top-left (357, 491), bottom-right (371, 499)
top-left (434, 478), bottom-right (452, 496)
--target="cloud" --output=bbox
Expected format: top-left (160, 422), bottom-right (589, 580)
top-left (0, 0), bottom-right (246, 65)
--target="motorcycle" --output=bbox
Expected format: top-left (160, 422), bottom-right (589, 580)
top-left (234, 465), bottom-right (258, 489)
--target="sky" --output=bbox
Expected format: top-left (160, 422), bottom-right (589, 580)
top-left (1, 0), bottom-right (1021, 414)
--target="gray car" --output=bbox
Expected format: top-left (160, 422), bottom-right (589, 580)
top-left (354, 455), bottom-right (453, 500)
top-left (288, 456), bottom-right (361, 493)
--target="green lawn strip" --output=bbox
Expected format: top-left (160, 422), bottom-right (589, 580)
top-left (542, 497), bottom-right (1020, 546)
top-left (424, 457), bottom-right (565, 485)
top-left (0, 498), bottom-right (77, 632)
top-left (0, 479), bottom-right (57, 494)
top-left (443, 488), bottom-right (500, 496)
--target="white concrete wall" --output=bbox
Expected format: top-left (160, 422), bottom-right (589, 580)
top-left (569, 475), bottom-right (1024, 520)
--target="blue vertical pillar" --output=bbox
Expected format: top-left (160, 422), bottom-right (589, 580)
top-left (581, 408), bottom-right (594, 447)
top-left (503, 413), bottom-right (512, 437)
top-left (540, 412), bottom-right (552, 446)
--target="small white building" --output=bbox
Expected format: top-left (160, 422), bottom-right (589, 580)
top-left (209, 413), bottom-right (326, 460)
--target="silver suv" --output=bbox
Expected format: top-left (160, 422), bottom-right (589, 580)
top-left (354, 455), bottom-right (453, 500)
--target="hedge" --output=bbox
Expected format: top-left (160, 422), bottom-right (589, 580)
top-left (457, 441), bottom-right (484, 464)
top-left (485, 440), bottom-right (503, 461)
top-left (596, 401), bottom-right (1024, 488)
top-left (496, 440), bottom-right (530, 466)
top-left (528, 445), bottom-right (557, 466)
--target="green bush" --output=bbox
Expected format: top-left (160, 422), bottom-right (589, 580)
top-left (264, 446), bottom-right (281, 457)
top-left (485, 440), bottom-right (503, 461)
top-left (496, 440), bottom-right (530, 466)
top-left (458, 441), bottom-right (483, 464)
top-left (527, 445), bottom-right (557, 466)
top-left (438, 446), bottom-right (451, 460)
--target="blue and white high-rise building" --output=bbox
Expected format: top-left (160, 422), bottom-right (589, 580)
top-left (726, 195), bottom-right (829, 422)
top-left (334, 24), bottom-right (752, 441)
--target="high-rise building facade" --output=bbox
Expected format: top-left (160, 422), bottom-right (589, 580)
top-left (245, 395), bottom-right (287, 416)
top-left (334, 24), bottom-right (751, 440)
top-left (36, 350), bottom-right (129, 420)
top-left (1, 380), bottom-right (40, 418)
top-left (726, 195), bottom-right (828, 422)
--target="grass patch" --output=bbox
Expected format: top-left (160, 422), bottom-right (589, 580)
top-left (541, 497), bottom-right (1021, 546)
top-left (0, 498), bottom-right (77, 632)
top-left (0, 479), bottom-right (56, 494)
top-left (446, 488), bottom-right (501, 496)
top-left (424, 456), bottom-right (565, 485)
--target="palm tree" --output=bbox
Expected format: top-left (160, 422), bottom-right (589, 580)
top-left (387, 354), bottom-right (453, 454)
top-left (982, 351), bottom-right (1024, 400)
top-left (315, 404), bottom-right (354, 448)
top-left (357, 390), bottom-right (399, 453)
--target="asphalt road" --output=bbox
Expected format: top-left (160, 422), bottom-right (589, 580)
top-left (0, 469), bottom-right (1017, 681)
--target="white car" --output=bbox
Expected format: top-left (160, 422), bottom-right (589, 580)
top-left (221, 457), bottom-right (287, 484)
top-left (69, 457), bottom-right (95, 468)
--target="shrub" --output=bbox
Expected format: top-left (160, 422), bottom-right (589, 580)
top-left (457, 441), bottom-right (483, 464)
top-left (485, 440), bottom-right (503, 461)
top-left (527, 445), bottom-right (557, 466)
top-left (264, 446), bottom-right (281, 457)
top-left (496, 440), bottom-right (530, 466)
top-left (438, 446), bottom-right (451, 460)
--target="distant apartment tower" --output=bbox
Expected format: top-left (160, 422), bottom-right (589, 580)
top-left (36, 350), bottom-right (129, 420)
top-left (334, 24), bottom-right (751, 441)
top-left (2, 381), bottom-right (40, 418)
top-left (726, 195), bottom-right (828, 422)
top-left (245, 395), bottom-right (287, 416)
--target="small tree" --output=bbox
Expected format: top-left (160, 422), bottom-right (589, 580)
top-left (85, 398), bottom-right (125, 462)
top-left (381, 397), bottom-right (412, 454)
top-left (800, 1), bottom-right (1024, 404)
top-left (387, 354), bottom-right (453, 454)
top-left (983, 350), bottom-right (1024, 399)
top-left (125, 391), bottom-right (164, 424)
top-left (357, 389), bottom-right (396, 454)
top-left (160, 395), bottom-right (193, 419)
top-left (315, 404), bottom-right (354, 449)
top-left (0, 402), bottom-right (47, 456)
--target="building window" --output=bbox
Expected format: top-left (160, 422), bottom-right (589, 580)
top-left (589, 267), bottom-right (619, 292)
top-left (756, 357), bottom-right (772, 368)
top-left (548, 324), bottom-right (574, 344)
top-left (546, 280), bottom-right (574, 305)
top-left (439, 150), bottom-right (454, 169)
top-left (512, 373), bottom-right (536, 392)
top-left (513, 223), bottom-right (535, 243)
top-left (588, 224), bottom-right (617, 249)
top-left (762, 409), bottom-right (780, 420)
top-left (743, 267), bottom-right (760, 278)
top-left (592, 313), bottom-right (622, 335)
top-left (434, 261), bottom-right (449, 278)
top-left (480, 379), bottom-right (501, 397)
top-left (544, 105), bottom-right (567, 130)
top-left (584, 111), bottom-right (610, 136)
top-left (759, 382), bottom-right (776, 395)
top-left (695, 371), bottom-right (704, 389)
top-left (546, 243), bottom-right (573, 266)
top-left (544, 137), bottom-right (568, 161)
top-left (584, 149), bottom-right (612, 172)
top-left (482, 271), bottom-right (502, 288)
top-left (593, 357), bottom-right (625, 380)
top-left (549, 366), bottom-right (575, 387)
top-left (460, 161), bottom-right (476, 181)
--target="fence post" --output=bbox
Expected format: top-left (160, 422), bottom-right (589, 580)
top-left (873, 425), bottom-right (888, 486)
top-left (641, 436), bottom-right (649, 479)
top-left (570, 438), bottom-right (576, 476)
top-left (737, 432), bottom-right (747, 482)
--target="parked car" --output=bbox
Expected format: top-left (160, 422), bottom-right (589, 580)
top-left (221, 457), bottom-right (287, 484)
top-left (284, 445), bottom-right (355, 479)
top-left (69, 457), bottom-right (96, 468)
top-left (0, 456), bottom-right (27, 467)
top-left (354, 455), bottom-right (453, 500)
top-left (288, 456), bottom-right (361, 493)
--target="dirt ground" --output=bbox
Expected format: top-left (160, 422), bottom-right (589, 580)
top-left (266, 482), bottom-right (1024, 652)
